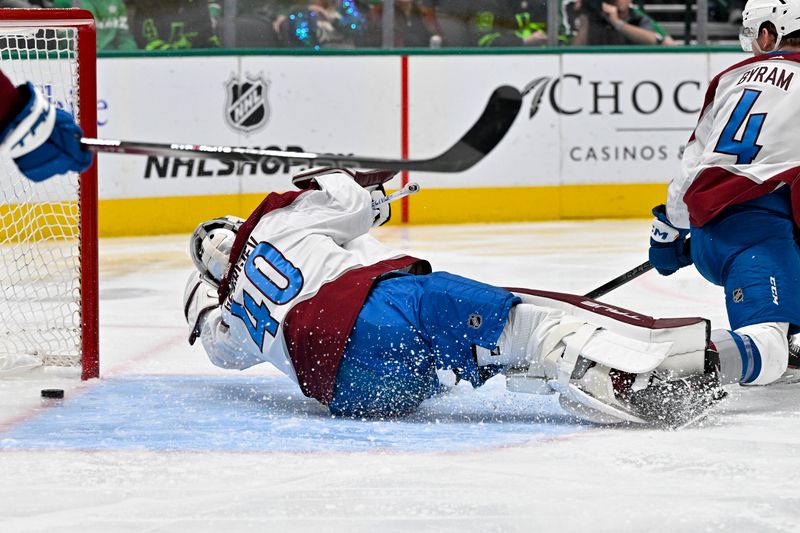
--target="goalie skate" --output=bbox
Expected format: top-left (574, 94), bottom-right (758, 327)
top-left (627, 372), bottom-right (727, 429)
top-left (773, 339), bottom-right (800, 384)
top-left (550, 357), bottom-right (725, 429)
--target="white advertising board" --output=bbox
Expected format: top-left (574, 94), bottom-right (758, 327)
top-left (94, 51), bottom-right (751, 201)
top-left (96, 55), bottom-right (401, 199)
top-left (406, 51), bottom-right (749, 189)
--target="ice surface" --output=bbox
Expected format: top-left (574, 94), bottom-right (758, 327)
top-left (1, 221), bottom-right (799, 532)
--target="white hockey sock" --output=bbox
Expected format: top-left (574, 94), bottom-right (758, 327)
top-left (712, 323), bottom-right (789, 386)
top-left (710, 329), bottom-right (745, 385)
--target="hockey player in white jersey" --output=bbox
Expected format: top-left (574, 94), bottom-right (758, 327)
top-left (648, 0), bottom-right (800, 387)
top-left (185, 168), bottom-right (723, 427)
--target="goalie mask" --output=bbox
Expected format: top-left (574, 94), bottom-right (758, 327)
top-left (740, 0), bottom-right (800, 52)
top-left (189, 215), bottom-right (244, 284)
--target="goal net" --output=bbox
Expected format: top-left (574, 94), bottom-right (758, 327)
top-left (0, 9), bottom-right (98, 379)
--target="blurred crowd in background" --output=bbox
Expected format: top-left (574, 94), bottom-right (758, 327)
top-left (0, 0), bottom-right (748, 51)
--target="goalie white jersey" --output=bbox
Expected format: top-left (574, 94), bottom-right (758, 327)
top-left (201, 173), bottom-right (429, 403)
top-left (667, 52), bottom-right (800, 229)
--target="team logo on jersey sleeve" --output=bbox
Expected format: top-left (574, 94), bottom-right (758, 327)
top-left (224, 74), bottom-right (270, 133)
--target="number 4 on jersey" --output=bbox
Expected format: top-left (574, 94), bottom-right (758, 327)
top-left (714, 88), bottom-right (766, 165)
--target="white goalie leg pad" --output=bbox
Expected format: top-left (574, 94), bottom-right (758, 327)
top-left (504, 311), bottom-right (672, 424)
top-left (478, 303), bottom-right (564, 368)
top-left (496, 304), bottom-right (597, 396)
top-left (502, 289), bottom-right (710, 424)
top-left (509, 289), bottom-right (709, 375)
top-left (543, 322), bottom-right (651, 424)
top-left (483, 300), bottom-right (689, 375)
top-left (575, 328), bottom-right (676, 373)
top-left (546, 322), bottom-right (601, 387)
top-left (507, 308), bottom-right (690, 383)
top-left (504, 317), bottom-right (585, 395)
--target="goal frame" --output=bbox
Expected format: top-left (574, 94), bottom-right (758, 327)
top-left (0, 8), bottom-right (99, 379)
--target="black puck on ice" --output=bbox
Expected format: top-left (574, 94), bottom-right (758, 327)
top-left (41, 389), bottom-right (65, 399)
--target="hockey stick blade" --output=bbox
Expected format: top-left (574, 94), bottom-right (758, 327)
top-left (81, 86), bottom-right (522, 173)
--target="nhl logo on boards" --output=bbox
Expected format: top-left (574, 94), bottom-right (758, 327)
top-left (468, 314), bottom-right (483, 329)
top-left (732, 288), bottom-right (744, 304)
top-left (224, 74), bottom-right (269, 134)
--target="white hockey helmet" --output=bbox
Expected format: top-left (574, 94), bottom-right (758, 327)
top-left (740, 0), bottom-right (800, 52)
top-left (189, 215), bottom-right (244, 284)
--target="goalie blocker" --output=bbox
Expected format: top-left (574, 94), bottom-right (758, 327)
top-left (488, 289), bottom-right (723, 427)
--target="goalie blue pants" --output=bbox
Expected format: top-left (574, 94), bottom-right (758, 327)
top-left (328, 272), bottom-right (519, 418)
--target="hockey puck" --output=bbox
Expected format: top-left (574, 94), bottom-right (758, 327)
top-left (40, 389), bottom-right (64, 399)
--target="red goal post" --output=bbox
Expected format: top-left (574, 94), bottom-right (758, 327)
top-left (0, 9), bottom-right (98, 379)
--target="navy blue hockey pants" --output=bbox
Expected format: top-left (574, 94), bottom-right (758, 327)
top-left (691, 187), bottom-right (800, 334)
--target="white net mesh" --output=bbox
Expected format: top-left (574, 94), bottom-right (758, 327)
top-left (0, 27), bottom-right (83, 368)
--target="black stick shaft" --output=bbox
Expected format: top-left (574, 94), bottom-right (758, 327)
top-left (585, 238), bottom-right (690, 299)
top-left (584, 261), bottom-right (653, 299)
top-left (81, 86), bottom-right (522, 173)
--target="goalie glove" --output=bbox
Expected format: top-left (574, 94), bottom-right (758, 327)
top-left (0, 82), bottom-right (93, 182)
top-left (183, 272), bottom-right (220, 345)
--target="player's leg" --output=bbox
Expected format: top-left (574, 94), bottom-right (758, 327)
top-left (416, 272), bottom-right (520, 383)
top-left (691, 194), bottom-right (800, 385)
top-left (417, 274), bottom-right (720, 426)
top-left (328, 272), bottom-right (518, 418)
top-left (711, 323), bottom-right (789, 385)
top-left (331, 272), bottom-right (719, 425)
top-left (711, 234), bottom-right (798, 385)
top-left (497, 289), bottom-right (718, 425)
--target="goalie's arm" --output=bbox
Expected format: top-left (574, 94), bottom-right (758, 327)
top-left (183, 272), bottom-right (265, 370)
top-left (281, 172), bottom-right (387, 245)
top-left (293, 167), bottom-right (415, 227)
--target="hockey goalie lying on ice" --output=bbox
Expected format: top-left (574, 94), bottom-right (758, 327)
top-left (183, 168), bottom-right (724, 427)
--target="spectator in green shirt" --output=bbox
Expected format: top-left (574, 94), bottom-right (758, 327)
top-left (127, 0), bottom-right (220, 50)
top-left (432, 0), bottom-right (554, 47)
top-left (53, 0), bottom-right (138, 51)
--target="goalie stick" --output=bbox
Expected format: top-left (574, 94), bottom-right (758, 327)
top-left (372, 182), bottom-right (420, 208)
top-left (80, 86), bottom-right (522, 173)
